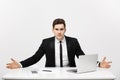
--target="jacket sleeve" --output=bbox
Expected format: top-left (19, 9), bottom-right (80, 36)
top-left (20, 40), bottom-right (45, 68)
top-left (74, 39), bottom-right (85, 58)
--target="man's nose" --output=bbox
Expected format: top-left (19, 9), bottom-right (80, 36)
top-left (58, 30), bottom-right (61, 33)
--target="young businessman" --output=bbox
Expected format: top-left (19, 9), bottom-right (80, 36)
top-left (6, 18), bottom-right (112, 69)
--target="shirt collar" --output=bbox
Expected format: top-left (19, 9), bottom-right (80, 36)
top-left (55, 36), bottom-right (66, 43)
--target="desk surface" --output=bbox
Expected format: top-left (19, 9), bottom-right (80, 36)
top-left (2, 68), bottom-right (116, 80)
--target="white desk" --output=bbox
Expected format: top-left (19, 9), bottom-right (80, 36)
top-left (2, 68), bottom-right (116, 80)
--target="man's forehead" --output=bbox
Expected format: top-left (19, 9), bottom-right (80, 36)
top-left (54, 24), bottom-right (65, 28)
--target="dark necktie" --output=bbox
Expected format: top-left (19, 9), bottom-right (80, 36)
top-left (60, 41), bottom-right (63, 67)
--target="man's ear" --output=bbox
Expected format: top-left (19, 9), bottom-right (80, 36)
top-left (65, 28), bottom-right (66, 32)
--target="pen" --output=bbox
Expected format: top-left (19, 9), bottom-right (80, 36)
top-left (31, 70), bottom-right (38, 74)
top-left (42, 70), bottom-right (52, 72)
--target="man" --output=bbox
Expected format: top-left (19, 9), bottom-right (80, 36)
top-left (6, 18), bottom-right (112, 69)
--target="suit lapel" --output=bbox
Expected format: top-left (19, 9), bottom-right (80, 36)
top-left (65, 36), bottom-right (71, 63)
top-left (50, 37), bottom-right (55, 66)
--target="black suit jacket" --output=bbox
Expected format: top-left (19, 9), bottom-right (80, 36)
top-left (20, 36), bottom-right (85, 67)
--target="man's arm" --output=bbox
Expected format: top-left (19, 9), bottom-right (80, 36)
top-left (20, 40), bottom-right (45, 68)
top-left (74, 39), bottom-right (85, 58)
top-left (20, 47), bottom-right (44, 67)
top-left (6, 40), bottom-right (45, 69)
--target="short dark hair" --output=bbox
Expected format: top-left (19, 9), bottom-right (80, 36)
top-left (52, 18), bottom-right (66, 28)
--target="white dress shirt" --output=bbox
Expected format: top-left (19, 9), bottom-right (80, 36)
top-left (55, 37), bottom-right (69, 67)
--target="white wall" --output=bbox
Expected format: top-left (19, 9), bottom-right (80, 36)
top-left (0, 0), bottom-right (120, 80)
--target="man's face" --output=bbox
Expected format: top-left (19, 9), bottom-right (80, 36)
top-left (52, 24), bottom-right (66, 41)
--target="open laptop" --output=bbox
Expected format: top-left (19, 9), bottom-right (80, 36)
top-left (67, 54), bottom-right (98, 73)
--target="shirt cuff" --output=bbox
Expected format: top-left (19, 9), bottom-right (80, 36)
top-left (18, 62), bottom-right (23, 68)
top-left (97, 61), bottom-right (100, 67)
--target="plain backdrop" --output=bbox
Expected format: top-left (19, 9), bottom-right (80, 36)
top-left (0, 0), bottom-right (120, 80)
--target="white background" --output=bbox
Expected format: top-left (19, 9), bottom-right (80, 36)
top-left (0, 0), bottom-right (120, 80)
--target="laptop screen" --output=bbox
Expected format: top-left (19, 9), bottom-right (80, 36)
top-left (76, 54), bottom-right (98, 73)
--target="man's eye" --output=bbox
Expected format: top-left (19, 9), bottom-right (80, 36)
top-left (55, 29), bottom-right (58, 30)
top-left (60, 29), bottom-right (64, 30)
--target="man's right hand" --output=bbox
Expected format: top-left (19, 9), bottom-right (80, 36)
top-left (6, 58), bottom-right (21, 69)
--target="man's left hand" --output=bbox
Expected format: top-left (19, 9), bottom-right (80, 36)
top-left (99, 57), bottom-right (112, 68)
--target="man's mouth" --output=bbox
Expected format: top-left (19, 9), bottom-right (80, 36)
top-left (58, 35), bottom-right (61, 37)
